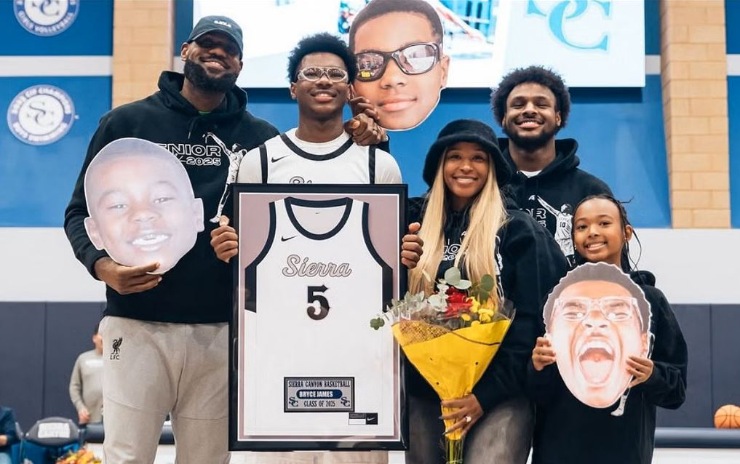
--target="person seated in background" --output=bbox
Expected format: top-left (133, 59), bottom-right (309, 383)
top-left (0, 405), bottom-right (19, 464)
top-left (69, 322), bottom-right (105, 426)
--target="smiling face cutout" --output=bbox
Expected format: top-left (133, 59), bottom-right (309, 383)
top-left (350, 11), bottom-right (449, 131)
top-left (83, 138), bottom-right (204, 274)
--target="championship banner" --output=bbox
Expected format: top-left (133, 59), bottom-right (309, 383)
top-left (230, 184), bottom-right (408, 451)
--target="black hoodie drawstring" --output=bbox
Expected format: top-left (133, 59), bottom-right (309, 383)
top-left (517, 172), bottom-right (542, 210)
top-left (186, 117), bottom-right (199, 140)
top-left (187, 116), bottom-right (220, 140)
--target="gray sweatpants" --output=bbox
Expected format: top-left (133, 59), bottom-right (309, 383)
top-left (100, 316), bottom-right (230, 464)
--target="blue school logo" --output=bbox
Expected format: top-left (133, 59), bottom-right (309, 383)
top-left (14, 0), bottom-right (79, 36)
top-left (7, 85), bottom-right (76, 146)
top-left (526, 0), bottom-right (611, 51)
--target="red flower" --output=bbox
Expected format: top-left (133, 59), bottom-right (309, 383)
top-left (443, 287), bottom-right (472, 318)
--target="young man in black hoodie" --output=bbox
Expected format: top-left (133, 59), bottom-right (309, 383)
top-left (491, 65), bottom-right (612, 267)
top-left (64, 16), bottom-right (382, 464)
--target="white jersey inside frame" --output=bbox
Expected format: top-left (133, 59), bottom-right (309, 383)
top-left (239, 196), bottom-right (397, 442)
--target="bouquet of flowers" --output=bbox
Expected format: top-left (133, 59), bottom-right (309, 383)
top-left (56, 448), bottom-right (102, 464)
top-left (371, 267), bottom-right (514, 464)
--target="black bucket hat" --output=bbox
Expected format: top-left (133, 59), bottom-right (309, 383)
top-left (422, 119), bottom-right (512, 188)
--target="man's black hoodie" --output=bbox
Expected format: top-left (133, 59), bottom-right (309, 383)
top-left (527, 270), bottom-right (688, 464)
top-left (64, 72), bottom-right (278, 323)
top-left (500, 138), bottom-right (612, 266)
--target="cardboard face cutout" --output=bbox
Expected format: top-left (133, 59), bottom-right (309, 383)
top-left (543, 262), bottom-right (652, 409)
top-left (350, 1), bottom-right (449, 131)
top-left (83, 138), bottom-right (204, 275)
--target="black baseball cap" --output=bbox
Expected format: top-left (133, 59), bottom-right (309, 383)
top-left (187, 15), bottom-right (243, 56)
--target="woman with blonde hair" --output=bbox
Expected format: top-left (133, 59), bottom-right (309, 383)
top-left (403, 119), bottom-right (567, 464)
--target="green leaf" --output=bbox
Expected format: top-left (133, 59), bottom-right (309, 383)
top-left (428, 293), bottom-right (445, 307)
top-left (370, 317), bottom-right (386, 330)
top-left (455, 279), bottom-right (472, 290)
top-left (480, 274), bottom-right (495, 291)
top-left (444, 267), bottom-right (461, 285)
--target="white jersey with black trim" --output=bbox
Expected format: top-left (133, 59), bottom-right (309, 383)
top-left (241, 197), bottom-right (395, 436)
top-left (236, 128), bottom-right (402, 185)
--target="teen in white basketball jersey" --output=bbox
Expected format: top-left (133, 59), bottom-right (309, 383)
top-left (236, 32), bottom-right (400, 187)
top-left (211, 33), bottom-right (402, 464)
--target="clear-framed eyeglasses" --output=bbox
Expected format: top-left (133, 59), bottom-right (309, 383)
top-left (296, 66), bottom-right (349, 83)
top-left (554, 296), bottom-right (640, 324)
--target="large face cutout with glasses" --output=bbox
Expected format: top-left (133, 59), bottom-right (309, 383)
top-left (352, 11), bottom-right (449, 131)
top-left (544, 263), bottom-right (652, 408)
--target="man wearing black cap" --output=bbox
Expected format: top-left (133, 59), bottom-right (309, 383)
top-left (63, 15), bottom-right (270, 464)
top-left (64, 15), bottom-right (382, 464)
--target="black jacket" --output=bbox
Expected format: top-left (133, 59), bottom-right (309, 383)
top-left (64, 72), bottom-right (279, 323)
top-left (0, 406), bottom-right (19, 453)
top-left (527, 270), bottom-right (688, 464)
top-left (407, 196), bottom-right (568, 412)
top-left (500, 138), bottom-right (612, 267)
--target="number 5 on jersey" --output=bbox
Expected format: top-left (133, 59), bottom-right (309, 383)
top-left (307, 285), bottom-right (330, 320)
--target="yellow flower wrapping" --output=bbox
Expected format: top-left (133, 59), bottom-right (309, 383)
top-left (55, 448), bottom-right (102, 464)
top-left (392, 318), bottom-right (512, 441)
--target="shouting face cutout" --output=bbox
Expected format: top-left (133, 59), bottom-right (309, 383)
top-left (543, 263), bottom-right (651, 408)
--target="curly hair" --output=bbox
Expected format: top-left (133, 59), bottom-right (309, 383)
top-left (287, 32), bottom-right (358, 84)
top-left (491, 65), bottom-right (571, 128)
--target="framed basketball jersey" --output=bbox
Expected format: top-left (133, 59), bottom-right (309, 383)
top-left (230, 184), bottom-right (408, 451)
